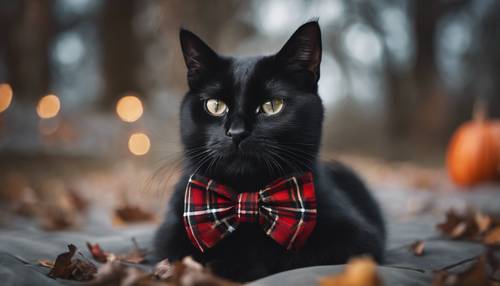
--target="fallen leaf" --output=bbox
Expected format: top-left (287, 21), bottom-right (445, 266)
top-left (154, 259), bottom-right (173, 280)
top-left (39, 210), bottom-right (77, 231)
top-left (437, 210), bottom-right (466, 238)
top-left (68, 187), bottom-right (89, 213)
top-left (410, 240), bottom-right (425, 256)
top-left (320, 256), bottom-right (381, 286)
top-left (114, 205), bottom-right (155, 224)
top-left (485, 227), bottom-right (500, 246)
top-left (38, 259), bottom-right (55, 269)
top-left (86, 242), bottom-right (109, 263)
top-left (37, 179), bottom-right (82, 231)
top-left (451, 222), bottom-right (468, 238)
top-left (88, 260), bottom-right (132, 285)
top-left (437, 209), bottom-right (495, 241)
top-left (87, 238), bottom-right (148, 265)
top-left (90, 256), bottom-right (240, 286)
top-left (432, 254), bottom-right (495, 286)
top-left (476, 213), bottom-right (492, 234)
top-left (71, 258), bottom-right (98, 281)
top-left (0, 173), bottom-right (29, 202)
top-left (47, 244), bottom-right (97, 281)
top-left (118, 238), bottom-right (148, 264)
top-left (173, 256), bottom-right (241, 286)
top-left (48, 244), bottom-right (77, 279)
top-left (13, 187), bottom-right (38, 217)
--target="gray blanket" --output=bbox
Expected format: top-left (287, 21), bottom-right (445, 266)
top-left (1, 185), bottom-right (498, 285)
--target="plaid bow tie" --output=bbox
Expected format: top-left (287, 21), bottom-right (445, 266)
top-left (183, 172), bottom-right (317, 252)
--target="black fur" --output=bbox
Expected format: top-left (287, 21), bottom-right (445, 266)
top-left (154, 21), bottom-right (385, 282)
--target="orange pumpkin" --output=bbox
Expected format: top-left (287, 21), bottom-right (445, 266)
top-left (446, 106), bottom-right (499, 187)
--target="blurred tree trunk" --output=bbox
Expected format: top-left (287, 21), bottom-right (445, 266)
top-left (410, 0), bottom-right (449, 147)
top-left (99, 0), bottom-right (143, 109)
top-left (476, 1), bottom-right (500, 118)
top-left (1, 0), bottom-right (54, 102)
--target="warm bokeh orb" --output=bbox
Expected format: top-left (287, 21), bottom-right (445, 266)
top-left (0, 83), bottom-right (13, 113)
top-left (37, 94), bottom-right (61, 119)
top-left (116, 95), bottom-right (143, 123)
top-left (128, 132), bottom-right (150, 156)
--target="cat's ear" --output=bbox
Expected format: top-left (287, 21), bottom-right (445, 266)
top-left (179, 28), bottom-right (220, 87)
top-left (276, 21), bottom-right (322, 81)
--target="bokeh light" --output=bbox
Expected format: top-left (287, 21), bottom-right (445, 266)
top-left (128, 132), bottom-right (150, 156)
top-left (116, 94), bottom-right (143, 123)
top-left (37, 94), bottom-right (61, 119)
top-left (0, 83), bottom-right (13, 113)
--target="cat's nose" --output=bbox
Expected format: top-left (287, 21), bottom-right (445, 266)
top-left (226, 126), bottom-right (249, 145)
top-left (226, 124), bottom-right (249, 145)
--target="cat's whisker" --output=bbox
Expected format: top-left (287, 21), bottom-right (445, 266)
top-left (191, 150), bottom-right (218, 175)
top-left (275, 144), bottom-right (316, 158)
top-left (265, 144), bottom-right (313, 174)
top-left (268, 144), bottom-right (314, 162)
top-left (145, 148), bottom-right (214, 194)
top-left (265, 149), bottom-right (289, 176)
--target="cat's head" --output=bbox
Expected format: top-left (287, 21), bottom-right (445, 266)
top-left (178, 21), bottom-right (324, 184)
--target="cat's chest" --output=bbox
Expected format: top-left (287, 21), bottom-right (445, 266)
top-left (207, 223), bottom-right (285, 256)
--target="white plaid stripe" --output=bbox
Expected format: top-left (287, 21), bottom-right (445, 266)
top-left (286, 177), bottom-right (305, 250)
top-left (184, 176), bottom-right (204, 252)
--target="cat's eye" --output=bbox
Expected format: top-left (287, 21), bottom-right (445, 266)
top-left (205, 99), bottom-right (228, 117)
top-left (260, 99), bottom-right (284, 116)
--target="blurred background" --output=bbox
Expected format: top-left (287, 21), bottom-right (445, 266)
top-left (0, 0), bottom-right (500, 230)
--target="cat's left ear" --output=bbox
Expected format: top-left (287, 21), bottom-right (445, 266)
top-left (276, 21), bottom-right (322, 81)
top-left (179, 28), bottom-right (220, 88)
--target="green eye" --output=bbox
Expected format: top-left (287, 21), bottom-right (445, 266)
top-left (205, 99), bottom-right (228, 117)
top-left (260, 99), bottom-right (284, 115)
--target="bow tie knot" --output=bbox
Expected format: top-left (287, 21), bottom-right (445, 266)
top-left (236, 192), bottom-right (260, 223)
top-left (183, 172), bottom-right (317, 252)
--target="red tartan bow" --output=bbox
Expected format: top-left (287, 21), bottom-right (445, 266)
top-left (183, 172), bottom-right (317, 252)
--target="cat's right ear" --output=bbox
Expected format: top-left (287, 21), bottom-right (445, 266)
top-left (179, 29), bottom-right (220, 88)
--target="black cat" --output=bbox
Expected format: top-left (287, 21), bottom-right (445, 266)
top-left (154, 21), bottom-right (385, 282)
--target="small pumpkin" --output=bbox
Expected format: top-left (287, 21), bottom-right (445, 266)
top-left (446, 103), bottom-right (499, 187)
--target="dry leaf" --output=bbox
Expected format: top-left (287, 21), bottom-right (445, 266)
top-left (47, 244), bottom-right (97, 281)
top-left (68, 187), bottom-right (89, 213)
top-left (451, 222), bottom-right (468, 238)
top-left (38, 259), bottom-right (55, 269)
top-left (118, 238), bottom-right (148, 264)
top-left (87, 238), bottom-right (148, 265)
top-left (432, 255), bottom-right (491, 286)
top-left (410, 240), bottom-right (425, 256)
top-left (320, 256), bottom-right (381, 286)
top-left (48, 244), bottom-right (77, 279)
top-left (485, 227), bottom-right (500, 246)
top-left (0, 173), bottom-right (29, 202)
top-left (39, 209), bottom-right (78, 231)
top-left (476, 213), bottom-right (492, 234)
top-left (437, 210), bottom-right (467, 239)
top-left (173, 256), bottom-right (241, 286)
top-left (37, 179), bottom-right (82, 231)
top-left (114, 205), bottom-right (155, 224)
top-left (436, 209), bottom-right (500, 241)
top-left (87, 242), bottom-right (110, 263)
top-left (90, 256), bottom-right (240, 286)
top-left (88, 260), bottom-right (137, 285)
top-left (154, 259), bottom-right (173, 280)
top-left (71, 258), bottom-right (98, 281)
